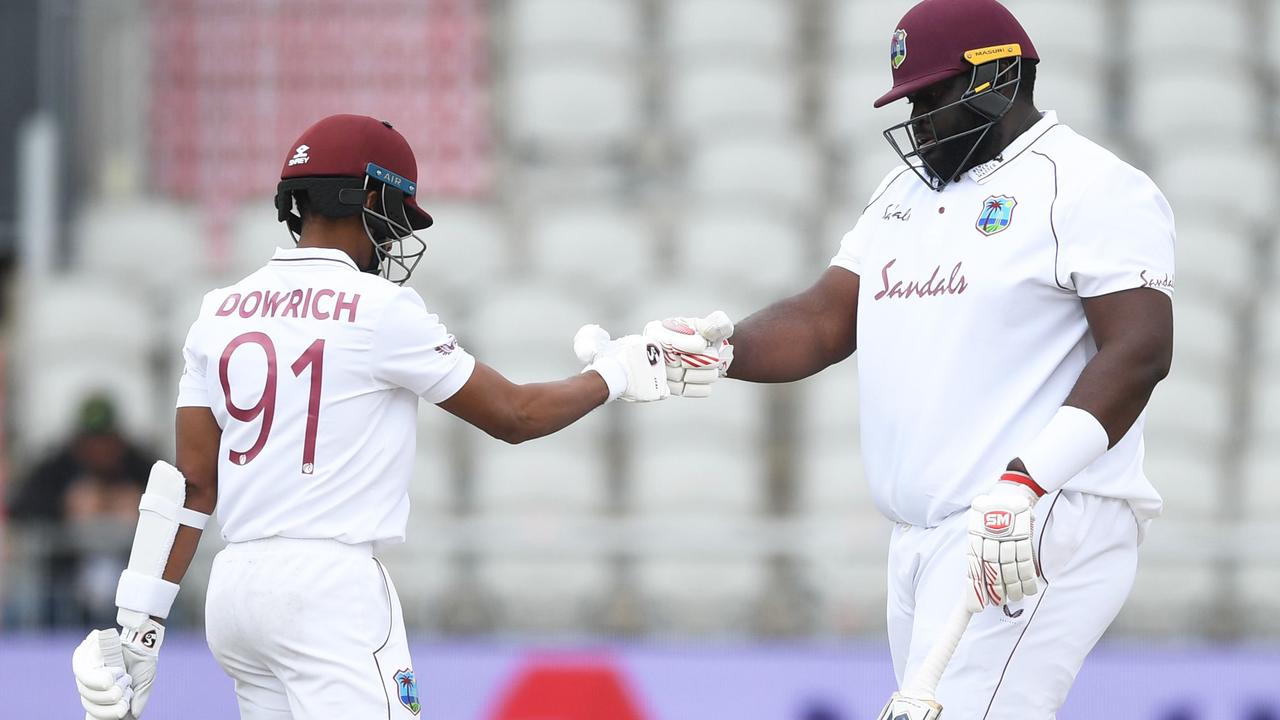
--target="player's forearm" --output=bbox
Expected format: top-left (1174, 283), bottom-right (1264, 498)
top-left (502, 373), bottom-right (610, 444)
top-left (727, 293), bottom-right (856, 383)
top-left (158, 490), bottom-right (215, 589)
top-left (156, 407), bottom-right (221, 593)
top-left (1004, 341), bottom-right (1169, 495)
top-left (1053, 288), bottom-right (1173, 448)
top-left (1060, 341), bottom-right (1170, 447)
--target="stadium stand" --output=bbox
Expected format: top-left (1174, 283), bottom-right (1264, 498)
top-left (5, 0), bottom-right (1276, 640)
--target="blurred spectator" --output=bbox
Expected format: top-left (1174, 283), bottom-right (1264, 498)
top-left (10, 393), bottom-right (152, 521)
top-left (7, 393), bottom-right (155, 626)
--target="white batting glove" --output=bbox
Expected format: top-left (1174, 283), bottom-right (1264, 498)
top-left (574, 324), bottom-right (669, 402)
top-left (877, 693), bottom-right (942, 720)
top-left (642, 311), bottom-right (734, 398)
top-left (965, 475), bottom-right (1041, 613)
top-left (73, 620), bottom-right (164, 720)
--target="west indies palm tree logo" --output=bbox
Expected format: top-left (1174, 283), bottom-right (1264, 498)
top-left (891, 29), bottom-right (908, 69)
top-left (394, 668), bottom-right (421, 715)
top-left (976, 195), bottom-right (1017, 236)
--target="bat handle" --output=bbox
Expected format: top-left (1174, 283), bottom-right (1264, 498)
top-left (98, 629), bottom-right (138, 720)
top-left (901, 603), bottom-right (974, 700)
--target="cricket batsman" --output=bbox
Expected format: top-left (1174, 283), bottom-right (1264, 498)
top-left (645, 0), bottom-right (1175, 716)
top-left (71, 114), bottom-right (669, 719)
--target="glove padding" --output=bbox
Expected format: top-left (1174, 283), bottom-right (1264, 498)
top-left (966, 481), bottom-right (1040, 612)
top-left (878, 693), bottom-right (942, 720)
top-left (73, 619), bottom-right (164, 720)
top-left (574, 324), bottom-right (669, 402)
top-left (642, 311), bottom-right (734, 398)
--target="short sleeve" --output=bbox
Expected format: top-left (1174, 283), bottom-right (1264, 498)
top-left (176, 316), bottom-right (212, 408)
top-left (371, 289), bottom-right (476, 404)
top-left (829, 167), bottom-right (912, 276)
top-left (829, 225), bottom-right (869, 275)
top-left (1057, 165), bottom-right (1175, 298)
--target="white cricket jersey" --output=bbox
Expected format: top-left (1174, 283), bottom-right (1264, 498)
top-left (831, 112), bottom-right (1174, 529)
top-left (176, 247), bottom-right (475, 545)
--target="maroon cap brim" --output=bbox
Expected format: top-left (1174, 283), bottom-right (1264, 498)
top-left (405, 196), bottom-right (433, 230)
top-left (873, 67), bottom-right (967, 108)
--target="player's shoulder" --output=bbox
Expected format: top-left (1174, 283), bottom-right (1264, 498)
top-left (864, 164), bottom-right (916, 207)
top-left (1035, 123), bottom-right (1164, 201)
top-left (189, 266), bottom-right (272, 317)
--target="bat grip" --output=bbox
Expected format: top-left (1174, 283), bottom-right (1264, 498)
top-left (901, 603), bottom-right (973, 700)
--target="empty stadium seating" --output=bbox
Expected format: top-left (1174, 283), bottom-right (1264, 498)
top-left (525, 202), bottom-right (659, 296)
top-left (663, 0), bottom-right (797, 62)
top-left (9, 0), bottom-right (1278, 640)
top-left (667, 59), bottom-right (803, 138)
top-left (509, 0), bottom-right (643, 60)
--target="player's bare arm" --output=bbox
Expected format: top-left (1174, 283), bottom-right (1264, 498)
top-left (440, 324), bottom-right (668, 443)
top-left (441, 322), bottom-right (670, 443)
top-left (725, 267), bottom-right (861, 383)
top-left (1053, 287), bottom-right (1173, 447)
top-left (438, 362), bottom-right (611, 444)
top-left (642, 267), bottom-right (860, 397)
top-left (163, 407), bottom-right (220, 584)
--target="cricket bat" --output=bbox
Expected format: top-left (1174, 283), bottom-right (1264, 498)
top-left (877, 603), bottom-right (974, 720)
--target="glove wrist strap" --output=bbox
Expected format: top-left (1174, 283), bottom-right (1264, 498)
top-left (584, 359), bottom-right (626, 402)
top-left (999, 471), bottom-right (1046, 498)
top-left (120, 618), bottom-right (165, 652)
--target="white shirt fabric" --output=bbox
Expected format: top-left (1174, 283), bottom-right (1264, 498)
top-left (831, 112), bottom-right (1174, 530)
top-left (177, 247), bottom-right (475, 545)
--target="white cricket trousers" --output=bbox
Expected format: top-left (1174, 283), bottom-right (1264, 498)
top-left (205, 537), bottom-right (418, 719)
top-left (888, 491), bottom-right (1141, 720)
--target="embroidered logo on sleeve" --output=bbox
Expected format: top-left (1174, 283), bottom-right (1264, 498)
top-left (976, 195), bottom-right (1017, 236)
top-left (434, 337), bottom-right (459, 356)
top-left (393, 669), bottom-right (421, 715)
top-left (1140, 270), bottom-right (1174, 291)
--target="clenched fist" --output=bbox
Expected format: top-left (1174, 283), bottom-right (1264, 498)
top-left (966, 474), bottom-right (1042, 612)
top-left (642, 311), bottom-right (734, 398)
top-left (574, 324), bottom-right (669, 402)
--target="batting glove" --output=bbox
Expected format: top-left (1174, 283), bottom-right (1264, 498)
top-left (73, 619), bottom-right (164, 719)
top-left (574, 324), bottom-right (669, 402)
top-left (642, 311), bottom-right (734, 398)
top-left (965, 473), bottom-right (1042, 613)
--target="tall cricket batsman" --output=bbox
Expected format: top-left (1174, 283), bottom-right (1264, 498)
top-left (646, 0), bottom-right (1175, 717)
top-left (71, 114), bottom-right (670, 719)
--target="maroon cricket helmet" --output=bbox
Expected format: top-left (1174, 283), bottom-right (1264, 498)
top-left (278, 113), bottom-right (433, 229)
top-left (874, 0), bottom-right (1039, 108)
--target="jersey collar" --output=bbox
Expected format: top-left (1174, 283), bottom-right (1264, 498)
top-left (966, 110), bottom-right (1060, 185)
top-left (269, 246), bottom-right (361, 272)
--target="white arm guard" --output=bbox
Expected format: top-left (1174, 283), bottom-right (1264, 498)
top-left (114, 462), bottom-right (209, 628)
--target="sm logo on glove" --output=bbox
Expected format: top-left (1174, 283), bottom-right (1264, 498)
top-left (984, 510), bottom-right (1013, 535)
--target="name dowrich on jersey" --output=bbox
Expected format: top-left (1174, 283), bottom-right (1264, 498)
top-left (214, 287), bottom-right (361, 323)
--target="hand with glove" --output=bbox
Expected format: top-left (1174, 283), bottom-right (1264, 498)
top-left (574, 325), bottom-right (669, 402)
top-left (642, 311), bottom-right (734, 398)
top-left (877, 694), bottom-right (942, 720)
top-left (965, 471), bottom-right (1043, 612)
top-left (73, 619), bottom-right (164, 720)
